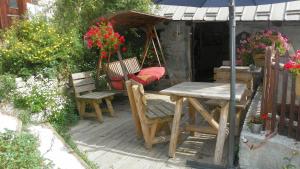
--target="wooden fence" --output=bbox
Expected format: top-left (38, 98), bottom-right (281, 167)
top-left (261, 47), bottom-right (300, 141)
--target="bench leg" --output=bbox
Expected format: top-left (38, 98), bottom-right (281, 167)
top-left (105, 98), bottom-right (115, 117)
top-left (92, 101), bottom-right (103, 123)
top-left (79, 101), bottom-right (86, 119)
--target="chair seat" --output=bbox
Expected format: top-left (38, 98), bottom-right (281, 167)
top-left (146, 103), bottom-right (175, 120)
top-left (77, 91), bottom-right (116, 100)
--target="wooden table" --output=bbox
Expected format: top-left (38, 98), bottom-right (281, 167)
top-left (160, 82), bottom-right (247, 165)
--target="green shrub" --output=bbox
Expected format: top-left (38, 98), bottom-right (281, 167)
top-left (0, 74), bottom-right (16, 101)
top-left (0, 130), bottom-right (50, 169)
top-left (0, 17), bottom-right (83, 78)
top-left (48, 98), bottom-right (79, 134)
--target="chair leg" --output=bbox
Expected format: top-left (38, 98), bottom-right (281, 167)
top-left (79, 101), bottom-right (86, 119)
top-left (92, 101), bottom-right (103, 123)
top-left (105, 98), bottom-right (115, 117)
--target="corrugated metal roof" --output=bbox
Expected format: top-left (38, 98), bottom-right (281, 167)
top-left (155, 0), bottom-right (300, 21)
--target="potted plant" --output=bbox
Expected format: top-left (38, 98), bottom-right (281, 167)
top-left (84, 17), bottom-right (126, 84)
top-left (284, 50), bottom-right (300, 96)
top-left (237, 30), bottom-right (289, 66)
top-left (248, 113), bottom-right (268, 134)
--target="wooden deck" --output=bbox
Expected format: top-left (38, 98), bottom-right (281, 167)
top-left (70, 94), bottom-right (228, 169)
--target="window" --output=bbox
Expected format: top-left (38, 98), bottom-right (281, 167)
top-left (9, 0), bottom-right (18, 8)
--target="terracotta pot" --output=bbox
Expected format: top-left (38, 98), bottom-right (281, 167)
top-left (253, 53), bottom-right (265, 67)
top-left (296, 75), bottom-right (300, 96)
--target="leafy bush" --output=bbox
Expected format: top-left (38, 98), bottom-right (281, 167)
top-left (0, 74), bottom-right (16, 101)
top-left (0, 17), bottom-right (83, 78)
top-left (0, 130), bottom-right (50, 169)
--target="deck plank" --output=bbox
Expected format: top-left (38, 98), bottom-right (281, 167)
top-left (70, 95), bottom-right (227, 169)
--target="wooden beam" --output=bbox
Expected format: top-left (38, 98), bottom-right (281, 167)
top-left (188, 98), bottom-right (219, 130)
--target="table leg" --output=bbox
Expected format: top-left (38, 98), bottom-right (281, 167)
top-left (168, 97), bottom-right (183, 158)
top-left (188, 102), bottom-right (196, 136)
top-left (214, 102), bottom-right (229, 165)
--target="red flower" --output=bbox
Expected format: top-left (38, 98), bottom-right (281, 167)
top-left (121, 47), bottom-right (127, 52)
top-left (260, 113), bottom-right (268, 120)
top-left (104, 34), bottom-right (110, 39)
top-left (119, 36), bottom-right (125, 43)
top-left (97, 41), bottom-right (103, 48)
top-left (114, 32), bottom-right (120, 38)
top-left (114, 44), bottom-right (119, 50)
top-left (87, 40), bottom-right (93, 48)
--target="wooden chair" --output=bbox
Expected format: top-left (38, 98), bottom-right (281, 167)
top-left (126, 80), bottom-right (175, 149)
top-left (71, 71), bottom-right (117, 123)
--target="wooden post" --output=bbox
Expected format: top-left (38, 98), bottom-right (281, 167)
top-left (288, 76), bottom-right (296, 138)
top-left (188, 101), bottom-right (196, 136)
top-left (214, 102), bottom-right (229, 165)
top-left (271, 51), bottom-right (280, 132)
top-left (168, 97), bottom-right (183, 157)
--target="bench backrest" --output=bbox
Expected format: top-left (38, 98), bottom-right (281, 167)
top-left (71, 71), bottom-right (96, 96)
top-left (105, 57), bottom-right (141, 79)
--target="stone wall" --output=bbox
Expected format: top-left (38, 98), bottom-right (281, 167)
top-left (158, 21), bottom-right (192, 84)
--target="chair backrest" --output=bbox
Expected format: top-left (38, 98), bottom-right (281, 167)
top-left (127, 80), bottom-right (148, 122)
top-left (105, 57), bottom-right (141, 79)
top-left (71, 71), bottom-right (96, 96)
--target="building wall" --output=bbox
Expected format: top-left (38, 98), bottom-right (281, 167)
top-left (159, 21), bottom-right (192, 84)
top-left (159, 21), bottom-right (300, 83)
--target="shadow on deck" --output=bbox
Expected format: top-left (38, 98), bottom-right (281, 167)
top-left (69, 94), bottom-right (228, 169)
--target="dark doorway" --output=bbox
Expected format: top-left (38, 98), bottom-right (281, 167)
top-left (192, 22), bottom-right (229, 82)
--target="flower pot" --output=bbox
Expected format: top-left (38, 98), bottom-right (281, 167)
top-left (250, 123), bottom-right (263, 134)
top-left (253, 53), bottom-right (265, 67)
top-left (296, 75), bottom-right (300, 96)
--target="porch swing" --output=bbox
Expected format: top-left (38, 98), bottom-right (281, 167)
top-left (103, 11), bottom-right (169, 90)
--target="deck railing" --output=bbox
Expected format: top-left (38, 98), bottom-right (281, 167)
top-left (261, 47), bottom-right (300, 141)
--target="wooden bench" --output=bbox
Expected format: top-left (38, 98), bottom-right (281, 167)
top-left (71, 71), bottom-right (117, 123)
top-left (126, 80), bottom-right (175, 149)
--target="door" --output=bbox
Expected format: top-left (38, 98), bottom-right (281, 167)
top-left (192, 22), bottom-right (229, 82)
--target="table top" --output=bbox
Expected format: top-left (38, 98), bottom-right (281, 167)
top-left (160, 82), bottom-right (247, 102)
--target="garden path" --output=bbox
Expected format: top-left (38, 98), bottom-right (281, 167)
top-left (70, 94), bottom-right (228, 169)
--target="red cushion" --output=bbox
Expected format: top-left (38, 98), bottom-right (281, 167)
top-left (109, 76), bottom-right (123, 81)
top-left (109, 76), bottom-right (124, 90)
top-left (128, 74), bottom-right (157, 86)
top-left (138, 67), bottom-right (165, 80)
